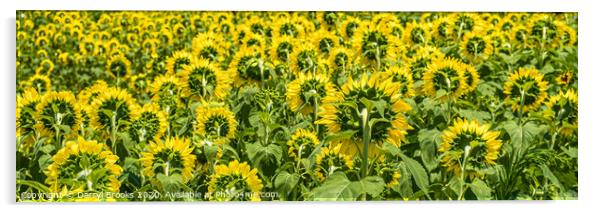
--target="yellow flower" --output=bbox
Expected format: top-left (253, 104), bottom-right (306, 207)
top-left (382, 65), bottom-right (415, 98)
top-left (460, 63), bottom-right (480, 95)
top-left (27, 74), bottom-right (52, 94)
top-left (208, 160), bottom-right (263, 201)
top-left (195, 105), bottom-right (237, 144)
top-left (286, 72), bottom-right (337, 115)
top-left (269, 35), bottom-right (297, 63)
top-left (34, 91), bottom-right (82, 138)
top-left (192, 34), bottom-right (227, 62)
top-left (353, 23), bottom-right (398, 66)
top-left (432, 16), bottom-right (454, 40)
top-left (129, 104), bottom-right (168, 144)
top-left (315, 143), bottom-right (354, 181)
top-left (327, 47), bottom-right (356, 72)
top-left (339, 17), bottom-right (362, 41)
top-left (503, 67), bottom-right (549, 113)
top-left (403, 21), bottom-right (431, 46)
top-left (287, 129), bottom-right (320, 161)
top-left (105, 54), bottom-right (131, 79)
top-left (460, 32), bottom-right (493, 60)
top-left (45, 137), bottom-right (122, 193)
top-left (149, 74), bottom-right (184, 109)
top-left (165, 50), bottom-right (193, 75)
top-left (290, 43), bottom-right (319, 74)
top-left (17, 87), bottom-right (41, 138)
top-left (179, 58), bottom-right (232, 101)
top-left (140, 137), bottom-right (197, 183)
top-left (229, 46), bottom-right (268, 85)
top-left (311, 29), bottom-right (340, 55)
top-left (555, 71), bottom-right (574, 87)
top-left (88, 87), bottom-right (137, 132)
top-left (36, 59), bottom-right (55, 75)
top-left (317, 72), bottom-right (413, 157)
top-left (422, 57), bottom-right (468, 101)
top-left (439, 119), bottom-right (502, 177)
top-left (544, 89), bottom-right (578, 137)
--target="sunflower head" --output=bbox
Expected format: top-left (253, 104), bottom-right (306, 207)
top-left (149, 74), bottom-right (184, 110)
top-left (314, 143), bottom-right (354, 181)
top-left (503, 68), bottom-right (549, 113)
top-left (403, 21), bottom-right (431, 46)
top-left (460, 31), bottom-right (493, 60)
top-left (286, 72), bottom-right (337, 115)
top-left (527, 14), bottom-right (561, 46)
top-left (106, 54), bottom-right (131, 79)
top-left (544, 89), bottom-right (578, 137)
top-left (208, 160), bottom-right (263, 201)
top-left (291, 43), bottom-right (320, 74)
top-left (34, 91), bottom-right (82, 138)
top-left (179, 58), bottom-right (231, 101)
top-left (555, 71), bottom-right (574, 87)
top-left (195, 105), bottom-right (238, 145)
top-left (375, 158), bottom-right (402, 189)
top-left (45, 137), bottom-right (122, 193)
top-left (353, 23), bottom-right (397, 66)
top-left (229, 46), bottom-right (270, 85)
top-left (129, 104), bottom-right (168, 144)
top-left (439, 119), bottom-right (502, 178)
top-left (165, 51), bottom-right (193, 75)
top-left (269, 35), bottom-right (297, 63)
top-left (316, 72), bottom-right (413, 158)
top-left (27, 74), bottom-right (52, 94)
top-left (140, 137), bottom-right (197, 183)
top-left (287, 129), bottom-right (320, 161)
top-left (383, 66), bottom-right (415, 98)
top-left (17, 87), bottom-right (41, 139)
top-left (311, 29), bottom-right (340, 55)
top-left (88, 87), bottom-right (137, 133)
top-left (422, 57), bottom-right (468, 101)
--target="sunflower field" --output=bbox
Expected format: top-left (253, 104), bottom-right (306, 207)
top-left (16, 11), bottom-right (578, 201)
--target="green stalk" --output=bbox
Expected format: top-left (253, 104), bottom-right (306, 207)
top-left (458, 145), bottom-right (471, 200)
top-left (360, 107), bottom-right (371, 201)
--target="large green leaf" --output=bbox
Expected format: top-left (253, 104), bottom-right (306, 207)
top-left (274, 171), bottom-right (300, 198)
top-left (469, 178), bottom-right (492, 200)
top-left (311, 172), bottom-right (385, 201)
top-left (417, 129), bottom-right (441, 171)
top-left (399, 153), bottom-right (430, 197)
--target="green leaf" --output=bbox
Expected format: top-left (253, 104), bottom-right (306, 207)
top-left (417, 129), bottom-right (441, 171)
top-left (246, 142), bottom-right (282, 177)
top-left (540, 164), bottom-right (565, 193)
top-left (458, 109), bottom-right (491, 123)
top-left (37, 154), bottom-right (52, 170)
top-left (274, 171), bottom-right (300, 198)
top-left (469, 178), bottom-right (492, 200)
top-left (16, 179), bottom-right (50, 193)
top-left (400, 153), bottom-right (430, 197)
top-left (310, 172), bottom-right (385, 201)
top-left (156, 173), bottom-right (183, 193)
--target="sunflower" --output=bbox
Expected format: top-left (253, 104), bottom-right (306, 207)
top-left (165, 50), bottom-right (194, 75)
top-left (404, 45), bottom-right (445, 81)
top-left (422, 57), bottom-right (468, 101)
top-left (105, 54), bottom-right (131, 80)
top-left (439, 119), bottom-right (502, 177)
top-left (527, 14), bottom-right (561, 46)
top-left (195, 105), bottom-right (237, 145)
top-left (88, 87), bottom-right (137, 133)
top-left (544, 89), bottom-right (578, 137)
top-left (311, 29), bottom-right (340, 55)
top-left (149, 74), bottom-right (184, 110)
top-left (27, 74), bottom-right (52, 94)
top-left (17, 87), bottom-right (41, 139)
top-left (317, 11), bottom-right (339, 30)
top-left (432, 16), bottom-right (454, 40)
top-left (45, 137), bottom-right (122, 193)
top-left (460, 63), bottom-right (480, 96)
top-left (314, 143), bottom-right (354, 181)
top-left (34, 91), bottom-right (82, 138)
top-left (179, 58), bottom-right (231, 101)
top-left (36, 59), bottom-right (55, 75)
top-left (375, 158), bottom-right (402, 189)
top-left (557, 22), bottom-right (577, 46)
top-left (139, 137), bottom-right (196, 184)
top-left (316, 72), bottom-right (413, 157)
top-left (274, 17), bottom-right (305, 38)
top-left (508, 24), bottom-right (530, 48)
top-left (451, 13), bottom-right (485, 38)
top-left (555, 71), bottom-right (574, 87)
top-left (229, 46), bottom-right (269, 85)
top-left (129, 104), bottom-right (168, 144)
top-left (286, 72), bottom-right (337, 115)
top-left (241, 33), bottom-right (267, 49)
top-left (353, 23), bottom-right (398, 67)
top-left (403, 21), bottom-right (431, 46)
top-left (503, 68), bottom-right (549, 113)
top-left (287, 129), bottom-right (320, 161)
top-left (327, 47), bottom-right (356, 73)
top-left (382, 65), bottom-right (415, 98)
top-left (269, 35), bottom-right (296, 63)
top-left (208, 160), bottom-right (263, 201)
top-left (290, 43), bottom-right (320, 74)
top-left (339, 17), bottom-right (362, 41)
top-left (460, 32), bottom-right (493, 60)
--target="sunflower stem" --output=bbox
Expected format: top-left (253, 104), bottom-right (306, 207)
top-left (518, 89), bottom-right (525, 126)
top-left (313, 96), bottom-right (320, 134)
top-left (458, 145), bottom-right (471, 200)
top-left (446, 77), bottom-right (453, 124)
top-left (375, 44), bottom-right (381, 72)
top-left (360, 107), bottom-right (372, 200)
